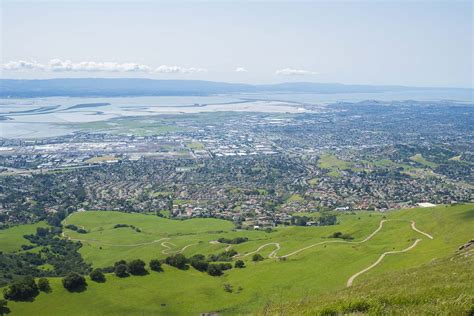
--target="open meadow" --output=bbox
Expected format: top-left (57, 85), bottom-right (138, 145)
top-left (2, 204), bottom-right (473, 315)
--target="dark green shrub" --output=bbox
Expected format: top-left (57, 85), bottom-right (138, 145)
top-left (190, 256), bottom-right (209, 272)
top-left (319, 307), bottom-right (338, 316)
top-left (114, 264), bottom-right (129, 278)
top-left (207, 264), bottom-right (223, 276)
top-left (252, 254), bottom-right (264, 262)
top-left (0, 299), bottom-right (10, 315)
top-left (128, 259), bottom-right (147, 275)
top-left (37, 278), bottom-right (51, 292)
top-left (62, 273), bottom-right (87, 292)
top-left (165, 254), bottom-right (188, 270)
top-left (235, 260), bottom-right (245, 268)
top-left (90, 269), bottom-right (106, 283)
top-left (149, 259), bottom-right (163, 272)
top-left (343, 301), bottom-right (371, 313)
top-left (3, 276), bottom-right (39, 301)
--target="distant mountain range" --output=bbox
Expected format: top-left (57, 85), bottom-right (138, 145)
top-left (0, 78), bottom-right (470, 98)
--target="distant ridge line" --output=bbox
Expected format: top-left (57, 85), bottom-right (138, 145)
top-left (1, 78), bottom-right (470, 98)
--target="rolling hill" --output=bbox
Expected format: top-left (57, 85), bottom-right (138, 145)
top-left (1, 204), bottom-right (473, 315)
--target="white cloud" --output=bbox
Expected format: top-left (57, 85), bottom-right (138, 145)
top-left (275, 68), bottom-right (318, 76)
top-left (235, 67), bottom-right (248, 73)
top-left (48, 59), bottom-right (152, 72)
top-left (1, 60), bottom-right (45, 71)
top-left (155, 65), bottom-right (207, 74)
top-left (2, 59), bottom-right (207, 74)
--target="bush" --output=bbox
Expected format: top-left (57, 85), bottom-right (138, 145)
top-left (65, 224), bottom-right (78, 231)
top-left (189, 255), bottom-right (209, 272)
top-left (329, 232), bottom-right (353, 240)
top-left (90, 269), bottom-right (106, 283)
top-left (3, 276), bottom-right (39, 301)
top-left (113, 224), bottom-right (129, 229)
top-left (223, 283), bottom-right (233, 293)
top-left (208, 249), bottom-right (238, 262)
top-left (20, 244), bottom-right (35, 251)
top-left (343, 301), bottom-right (371, 313)
top-left (114, 264), bottom-right (129, 278)
top-left (62, 273), bottom-right (87, 292)
top-left (0, 299), bottom-right (10, 315)
top-left (252, 254), bottom-right (264, 262)
top-left (37, 278), bottom-right (51, 292)
top-left (207, 264), bottom-right (223, 276)
top-left (207, 263), bottom-right (232, 276)
top-left (149, 259), bottom-right (163, 272)
top-left (128, 259), bottom-right (147, 275)
top-left (76, 228), bottom-right (87, 234)
top-left (319, 307), bottom-right (338, 316)
top-left (114, 260), bottom-right (127, 267)
top-left (101, 266), bottom-right (115, 274)
top-left (217, 237), bottom-right (248, 244)
top-left (341, 233), bottom-right (354, 240)
top-left (165, 254), bottom-right (188, 270)
top-left (235, 260), bottom-right (245, 268)
top-left (36, 227), bottom-right (49, 237)
top-left (219, 263), bottom-right (232, 271)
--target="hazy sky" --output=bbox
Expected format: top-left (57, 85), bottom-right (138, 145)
top-left (1, 0), bottom-right (472, 87)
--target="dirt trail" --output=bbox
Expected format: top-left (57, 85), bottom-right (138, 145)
top-left (161, 241), bottom-right (197, 254)
top-left (235, 219), bottom-right (433, 259)
top-left (410, 221), bottom-right (434, 239)
top-left (66, 236), bottom-right (170, 247)
top-left (237, 243), bottom-right (281, 258)
top-left (61, 213), bottom-right (434, 280)
top-left (346, 239), bottom-right (422, 287)
top-left (161, 241), bottom-right (176, 254)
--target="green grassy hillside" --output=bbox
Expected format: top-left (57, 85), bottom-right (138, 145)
top-left (260, 248), bottom-right (474, 315)
top-left (3, 204), bottom-right (473, 315)
top-left (0, 222), bottom-right (47, 253)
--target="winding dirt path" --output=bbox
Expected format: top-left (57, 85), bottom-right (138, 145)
top-left (235, 219), bottom-right (433, 260)
top-left (62, 212), bottom-right (433, 282)
top-left (62, 219), bottom-right (197, 253)
top-left (410, 221), bottom-right (434, 239)
top-left (66, 236), bottom-right (171, 247)
top-left (161, 241), bottom-right (197, 254)
top-left (161, 241), bottom-right (176, 254)
top-left (346, 239), bottom-right (422, 287)
top-left (237, 242), bottom-right (281, 258)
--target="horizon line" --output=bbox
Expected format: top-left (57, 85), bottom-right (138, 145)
top-left (1, 77), bottom-right (472, 90)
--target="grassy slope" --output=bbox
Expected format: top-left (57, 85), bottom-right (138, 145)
top-left (0, 221), bottom-right (47, 253)
top-left (260, 249), bottom-right (474, 315)
top-left (4, 204), bottom-right (474, 315)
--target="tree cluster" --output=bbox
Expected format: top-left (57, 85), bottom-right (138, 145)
top-left (217, 237), bottom-right (248, 244)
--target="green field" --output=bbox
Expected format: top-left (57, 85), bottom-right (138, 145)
top-left (0, 221), bottom-right (47, 253)
top-left (3, 204), bottom-right (473, 315)
top-left (74, 116), bottom-right (188, 136)
top-left (410, 153), bottom-right (439, 168)
top-left (318, 153), bottom-right (352, 177)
